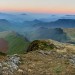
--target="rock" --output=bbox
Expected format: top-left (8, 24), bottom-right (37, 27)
top-left (38, 50), bottom-right (45, 55)
top-left (7, 61), bottom-right (18, 72)
top-left (2, 67), bottom-right (10, 75)
top-left (0, 63), bottom-right (2, 67)
top-left (69, 59), bottom-right (75, 64)
top-left (0, 63), bottom-right (2, 74)
top-left (8, 54), bottom-right (21, 65)
top-left (38, 50), bottom-right (52, 55)
top-left (44, 51), bottom-right (51, 55)
top-left (0, 54), bottom-right (22, 75)
top-left (17, 69), bottom-right (24, 75)
top-left (68, 55), bottom-right (75, 65)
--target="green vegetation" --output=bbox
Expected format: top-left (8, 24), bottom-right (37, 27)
top-left (1, 38), bottom-right (75, 74)
top-left (64, 28), bottom-right (75, 43)
top-left (27, 40), bottom-right (56, 52)
top-left (5, 33), bottom-right (30, 54)
top-left (0, 31), bottom-right (30, 54)
top-left (54, 65), bottom-right (63, 75)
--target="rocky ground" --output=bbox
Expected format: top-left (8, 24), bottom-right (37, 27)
top-left (0, 40), bottom-right (75, 75)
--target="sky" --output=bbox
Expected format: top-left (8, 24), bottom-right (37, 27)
top-left (0, 0), bottom-right (75, 14)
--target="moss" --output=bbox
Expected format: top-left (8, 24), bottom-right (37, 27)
top-left (27, 40), bottom-right (56, 52)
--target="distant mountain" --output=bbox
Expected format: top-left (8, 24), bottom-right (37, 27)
top-left (40, 15), bottom-right (62, 22)
top-left (33, 19), bottom-right (75, 28)
top-left (62, 15), bottom-right (75, 19)
top-left (26, 27), bottom-right (70, 42)
top-left (22, 19), bottom-right (43, 27)
top-left (49, 19), bottom-right (75, 28)
top-left (21, 13), bottom-right (27, 15)
top-left (0, 13), bottom-right (18, 22)
top-left (0, 13), bottom-right (75, 28)
top-left (0, 31), bottom-right (30, 54)
top-left (0, 19), bottom-right (11, 26)
top-left (0, 12), bottom-right (35, 23)
top-left (0, 19), bottom-right (12, 31)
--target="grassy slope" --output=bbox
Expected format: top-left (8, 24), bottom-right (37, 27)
top-left (0, 31), bottom-right (30, 54)
top-left (19, 40), bottom-right (75, 75)
top-left (15, 40), bottom-right (75, 75)
top-left (0, 39), bottom-right (75, 75)
top-left (63, 28), bottom-right (75, 42)
top-left (6, 34), bottom-right (29, 54)
top-left (64, 28), bottom-right (75, 37)
top-left (27, 28), bottom-right (70, 43)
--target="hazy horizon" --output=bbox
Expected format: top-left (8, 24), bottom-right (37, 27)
top-left (0, 0), bottom-right (75, 14)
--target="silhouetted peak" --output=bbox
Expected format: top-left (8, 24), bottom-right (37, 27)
top-left (33, 19), bottom-right (42, 22)
top-left (0, 19), bottom-right (10, 24)
top-left (56, 19), bottom-right (75, 22)
top-left (21, 13), bottom-right (27, 15)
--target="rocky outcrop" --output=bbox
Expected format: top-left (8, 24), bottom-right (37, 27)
top-left (27, 40), bottom-right (57, 52)
top-left (0, 54), bottom-right (25, 75)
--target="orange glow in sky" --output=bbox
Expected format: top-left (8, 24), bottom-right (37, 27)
top-left (0, 0), bottom-right (75, 14)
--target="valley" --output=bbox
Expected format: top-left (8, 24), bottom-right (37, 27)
top-left (0, 13), bottom-right (75, 75)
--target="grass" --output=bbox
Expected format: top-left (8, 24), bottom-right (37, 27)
top-left (27, 40), bottom-right (56, 52)
top-left (0, 39), bottom-right (75, 75)
top-left (54, 65), bottom-right (63, 75)
top-left (17, 49), bottom-right (75, 75)
top-left (5, 33), bottom-right (30, 54)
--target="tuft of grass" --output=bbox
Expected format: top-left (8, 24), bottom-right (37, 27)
top-left (54, 65), bottom-right (63, 75)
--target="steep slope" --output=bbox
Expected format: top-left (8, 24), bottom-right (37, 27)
top-left (63, 28), bottom-right (75, 44)
top-left (26, 27), bottom-right (70, 42)
top-left (63, 28), bottom-right (75, 38)
top-left (0, 31), bottom-right (30, 54)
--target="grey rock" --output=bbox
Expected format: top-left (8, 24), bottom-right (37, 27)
top-left (0, 54), bottom-right (22, 75)
top-left (69, 55), bottom-right (75, 65)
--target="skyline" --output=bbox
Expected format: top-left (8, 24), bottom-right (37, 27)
top-left (0, 0), bottom-right (75, 14)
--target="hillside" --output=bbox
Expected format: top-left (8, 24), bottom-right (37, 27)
top-left (18, 39), bottom-right (75, 75)
top-left (33, 19), bottom-right (75, 28)
top-left (0, 31), bottom-right (30, 54)
top-left (63, 28), bottom-right (75, 44)
top-left (0, 19), bottom-right (12, 31)
top-left (0, 39), bottom-right (75, 75)
top-left (26, 27), bottom-right (70, 42)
